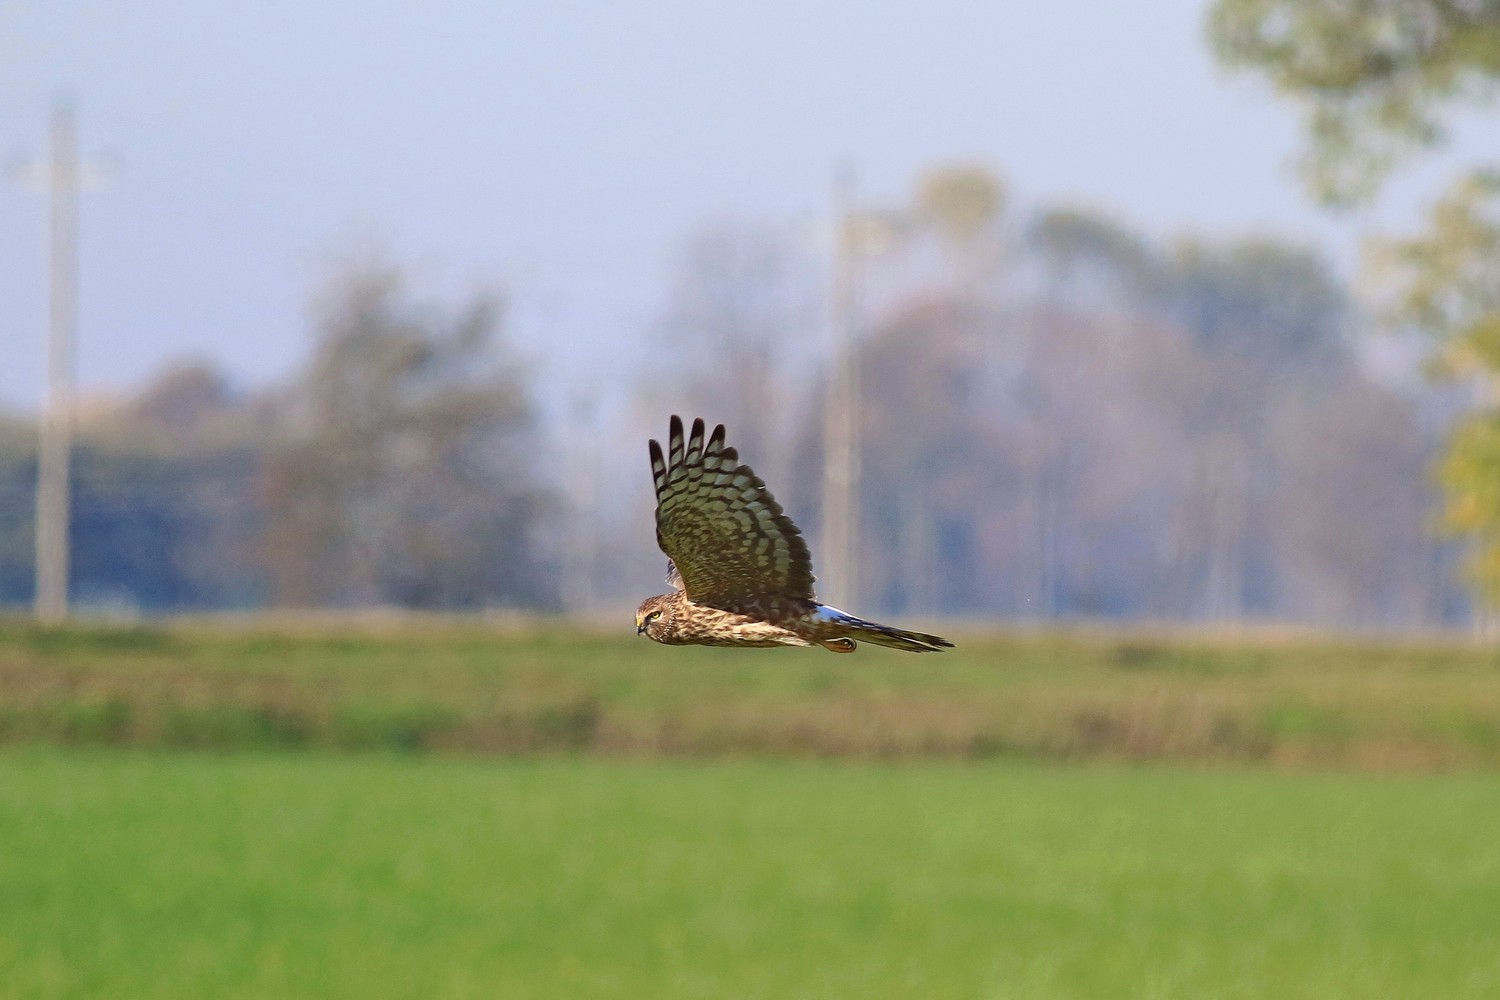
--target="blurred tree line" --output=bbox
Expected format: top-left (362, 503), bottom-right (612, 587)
top-left (1209, 0), bottom-right (1500, 603)
top-left (632, 165), bottom-right (1469, 628)
top-left (0, 163), bottom-right (1479, 627)
top-left (0, 260), bottom-right (558, 613)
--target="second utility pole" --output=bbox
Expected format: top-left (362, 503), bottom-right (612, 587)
top-left (821, 165), bottom-right (860, 611)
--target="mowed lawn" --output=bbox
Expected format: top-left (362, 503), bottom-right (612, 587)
top-left (2, 752), bottom-right (1498, 999)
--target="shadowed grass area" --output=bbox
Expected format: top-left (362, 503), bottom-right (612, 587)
top-left (2, 618), bottom-right (1500, 767)
top-left (0, 751), bottom-right (1497, 999)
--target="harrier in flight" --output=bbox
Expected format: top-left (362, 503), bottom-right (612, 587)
top-left (636, 416), bottom-right (953, 653)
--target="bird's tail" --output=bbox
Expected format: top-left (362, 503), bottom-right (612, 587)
top-left (817, 606), bottom-right (954, 653)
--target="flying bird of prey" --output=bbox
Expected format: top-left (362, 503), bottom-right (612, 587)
top-left (635, 416), bottom-right (954, 653)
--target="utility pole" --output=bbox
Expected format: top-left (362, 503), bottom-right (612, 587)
top-left (32, 98), bottom-right (81, 623)
top-left (821, 166), bottom-right (860, 609)
top-left (11, 96), bottom-right (105, 623)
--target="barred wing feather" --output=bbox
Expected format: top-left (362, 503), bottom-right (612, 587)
top-left (649, 416), bottom-right (816, 606)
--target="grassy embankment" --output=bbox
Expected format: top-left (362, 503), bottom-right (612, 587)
top-left (2, 619), bottom-right (1498, 768)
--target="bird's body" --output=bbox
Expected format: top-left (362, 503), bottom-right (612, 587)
top-left (635, 416), bottom-right (953, 654)
top-left (635, 592), bottom-right (810, 648)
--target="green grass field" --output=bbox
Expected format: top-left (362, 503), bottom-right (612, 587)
top-left (4, 623), bottom-right (1500, 996)
top-left (2, 751), bottom-right (1498, 999)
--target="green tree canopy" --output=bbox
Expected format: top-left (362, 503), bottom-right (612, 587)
top-left (1209, 0), bottom-right (1500, 205)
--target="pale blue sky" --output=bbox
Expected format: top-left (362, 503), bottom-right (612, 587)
top-left (1, 1), bottom-right (1493, 412)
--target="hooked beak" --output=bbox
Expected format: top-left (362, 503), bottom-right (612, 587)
top-left (636, 619), bottom-right (647, 636)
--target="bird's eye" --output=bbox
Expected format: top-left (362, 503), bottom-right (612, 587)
top-left (647, 610), bottom-right (662, 622)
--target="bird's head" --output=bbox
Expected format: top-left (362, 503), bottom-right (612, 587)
top-left (635, 593), bottom-right (679, 643)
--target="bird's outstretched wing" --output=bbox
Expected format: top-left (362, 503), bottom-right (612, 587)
top-left (649, 415), bottom-right (816, 606)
